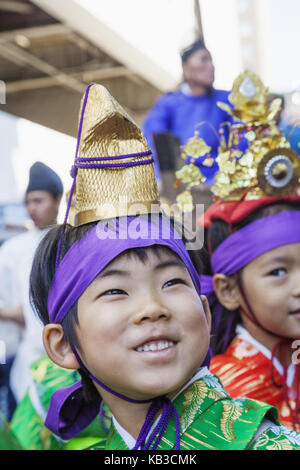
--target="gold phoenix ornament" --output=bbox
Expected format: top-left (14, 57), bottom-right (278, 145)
top-left (175, 70), bottom-right (300, 211)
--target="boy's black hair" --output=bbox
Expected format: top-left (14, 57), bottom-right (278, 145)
top-left (203, 201), bottom-right (300, 355)
top-left (181, 38), bottom-right (207, 64)
top-left (30, 215), bottom-right (206, 402)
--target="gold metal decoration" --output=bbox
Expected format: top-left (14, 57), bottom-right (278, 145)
top-left (217, 70), bottom-right (277, 123)
top-left (71, 84), bottom-right (160, 226)
top-left (257, 148), bottom-right (300, 196)
top-left (174, 133), bottom-right (213, 212)
top-left (183, 135), bottom-right (211, 159)
top-left (175, 70), bottom-right (300, 208)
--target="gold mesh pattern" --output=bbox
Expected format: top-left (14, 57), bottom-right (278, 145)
top-left (71, 84), bottom-right (159, 226)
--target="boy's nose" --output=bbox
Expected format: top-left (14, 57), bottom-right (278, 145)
top-left (132, 297), bottom-right (171, 324)
top-left (292, 276), bottom-right (300, 297)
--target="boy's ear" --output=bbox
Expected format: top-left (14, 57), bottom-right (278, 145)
top-left (200, 295), bottom-right (212, 333)
top-left (213, 274), bottom-right (241, 311)
top-left (43, 324), bottom-right (80, 370)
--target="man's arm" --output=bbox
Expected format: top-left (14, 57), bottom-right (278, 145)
top-left (0, 238), bottom-right (24, 326)
top-left (142, 93), bottom-right (175, 184)
top-left (0, 305), bottom-right (25, 326)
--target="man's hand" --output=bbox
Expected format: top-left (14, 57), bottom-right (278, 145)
top-left (0, 305), bottom-right (25, 326)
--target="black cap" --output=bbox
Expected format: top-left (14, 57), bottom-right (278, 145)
top-left (26, 162), bottom-right (63, 197)
top-left (181, 38), bottom-right (206, 64)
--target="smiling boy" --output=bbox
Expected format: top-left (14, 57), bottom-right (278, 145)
top-left (6, 83), bottom-right (300, 451)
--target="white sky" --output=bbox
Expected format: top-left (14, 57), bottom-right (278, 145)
top-left (2, 0), bottom-right (300, 211)
top-left (75, 0), bottom-right (196, 84)
top-left (0, 111), bottom-right (75, 220)
top-left (75, 0), bottom-right (300, 93)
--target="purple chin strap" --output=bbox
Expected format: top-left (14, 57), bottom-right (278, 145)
top-left (201, 210), bottom-right (300, 352)
top-left (69, 345), bottom-right (184, 450)
top-left (45, 215), bottom-right (211, 449)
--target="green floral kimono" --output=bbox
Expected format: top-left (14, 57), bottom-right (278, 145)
top-left (3, 356), bottom-right (300, 450)
top-left (9, 355), bottom-right (110, 450)
top-left (89, 372), bottom-right (300, 451)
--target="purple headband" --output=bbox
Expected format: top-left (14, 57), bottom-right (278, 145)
top-left (210, 211), bottom-right (300, 276)
top-left (201, 210), bottom-right (300, 351)
top-left (49, 216), bottom-right (201, 324)
top-left (46, 215), bottom-right (211, 445)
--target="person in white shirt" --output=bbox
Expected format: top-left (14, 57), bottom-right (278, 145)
top-left (0, 162), bottom-right (63, 414)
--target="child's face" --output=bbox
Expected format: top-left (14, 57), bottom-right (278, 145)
top-left (241, 242), bottom-right (300, 338)
top-left (75, 247), bottom-right (210, 401)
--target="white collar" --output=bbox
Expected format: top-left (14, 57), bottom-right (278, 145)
top-left (180, 82), bottom-right (193, 96)
top-left (236, 325), bottom-right (295, 387)
top-left (112, 366), bottom-right (210, 450)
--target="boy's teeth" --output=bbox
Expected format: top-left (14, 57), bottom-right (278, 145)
top-left (137, 340), bottom-right (174, 352)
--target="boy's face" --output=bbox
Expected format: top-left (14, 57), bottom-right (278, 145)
top-left (25, 190), bottom-right (60, 229)
top-left (241, 242), bottom-right (300, 339)
top-left (183, 48), bottom-right (215, 89)
top-left (75, 247), bottom-right (210, 401)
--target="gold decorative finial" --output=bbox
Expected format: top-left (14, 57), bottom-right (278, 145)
top-left (70, 84), bottom-right (160, 226)
top-left (175, 70), bottom-right (300, 209)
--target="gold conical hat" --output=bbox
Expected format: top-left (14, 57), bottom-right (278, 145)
top-left (71, 83), bottom-right (159, 226)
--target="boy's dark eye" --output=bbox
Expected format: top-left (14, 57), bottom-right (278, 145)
top-left (163, 278), bottom-right (186, 288)
top-left (269, 268), bottom-right (287, 277)
top-left (101, 289), bottom-right (127, 296)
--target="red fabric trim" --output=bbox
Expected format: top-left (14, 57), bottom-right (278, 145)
top-left (198, 195), bottom-right (300, 228)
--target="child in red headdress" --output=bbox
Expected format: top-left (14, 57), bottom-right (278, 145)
top-left (175, 71), bottom-right (300, 432)
top-left (203, 196), bottom-right (300, 432)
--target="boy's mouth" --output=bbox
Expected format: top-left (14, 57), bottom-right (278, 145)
top-left (290, 309), bottom-right (300, 316)
top-left (135, 339), bottom-right (176, 353)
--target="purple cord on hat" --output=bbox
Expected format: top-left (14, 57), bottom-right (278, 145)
top-left (76, 150), bottom-right (152, 162)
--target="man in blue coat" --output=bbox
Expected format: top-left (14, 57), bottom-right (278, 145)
top-left (143, 39), bottom-right (232, 189)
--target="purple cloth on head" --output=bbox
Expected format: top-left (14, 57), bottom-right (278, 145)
top-left (48, 215), bottom-right (201, 324)
top-left (211, 211), bottom-right (300, 276)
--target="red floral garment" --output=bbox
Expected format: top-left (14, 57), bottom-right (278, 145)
top-left (210, 335), bottom-right (300, 432)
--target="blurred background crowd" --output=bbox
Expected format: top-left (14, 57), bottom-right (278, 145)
top-left (0, 0), bottom-right (299, 421)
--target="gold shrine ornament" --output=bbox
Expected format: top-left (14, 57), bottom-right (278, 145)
top-left (174, 70), bottom-right (300, 208)
top-left (257, 148), bottom-right (300, 196)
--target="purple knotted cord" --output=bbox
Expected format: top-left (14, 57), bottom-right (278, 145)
top-left (133, 398), bottom-right (174, 450)
top-left (99, 401), bottom-right (110, 434)
top-left (74, 158), bottom-right (153, 169)
top-left (55, 83), bottom-right (93, 270)
top-left (71, 345), bottom-right (180, 449)
top-left (76, 151), bottom-right (152, 162)
top-left (137, 397), bottom-right (181, 450)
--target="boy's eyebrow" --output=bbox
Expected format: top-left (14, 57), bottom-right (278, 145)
top-left (263, 255), bottom-right (293, 266)
top-left (153, 259), bottom-right (187, 271)
top-left (96, 268), bottom-right (129, 279)
top-left (95, 260), bottom-right (186, 280)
